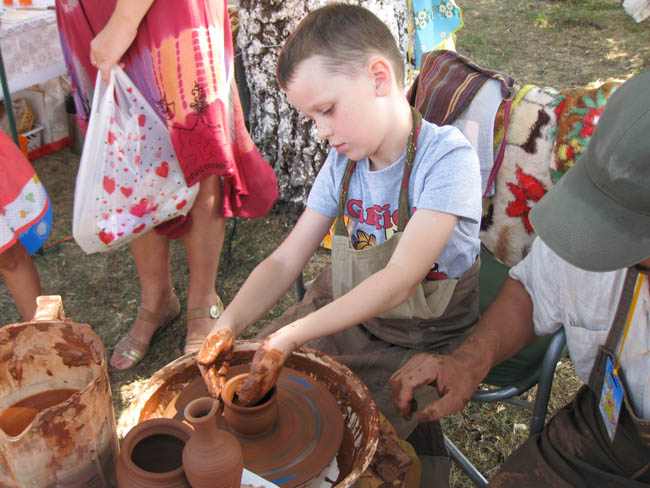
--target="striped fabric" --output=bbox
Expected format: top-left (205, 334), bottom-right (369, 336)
top-left (408, 50), bottom-right (518, 126)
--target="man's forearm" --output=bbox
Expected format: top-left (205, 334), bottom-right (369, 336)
top-left (453, 276), bottom-right (539, 378)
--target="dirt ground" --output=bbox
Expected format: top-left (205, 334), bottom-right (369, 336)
top-left (1, 0), bottom-right (648, 486)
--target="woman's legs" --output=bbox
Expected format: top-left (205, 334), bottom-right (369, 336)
top-left (182, 174), bottom-right (226, 353)
top-left (0, 240), bottom-right (41, 321)
top-left (110, 228), bottom-right (179, 369)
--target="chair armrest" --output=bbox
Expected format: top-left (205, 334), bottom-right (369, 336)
top-left (529, 328), bottom-right (566, 436)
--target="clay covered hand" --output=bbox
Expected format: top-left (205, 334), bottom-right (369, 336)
top-left (389, 351), bottom-right (485, 423)
top-left (197, 328), bottom-right (235, 399)
top-left (236, 331), bottom-right (296, 406)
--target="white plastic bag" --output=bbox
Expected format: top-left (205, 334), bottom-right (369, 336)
top-left (73, 67), bottom-right (197, 254)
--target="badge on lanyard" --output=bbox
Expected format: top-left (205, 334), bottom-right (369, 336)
top-left (598, 273), bottom-right (645, 442)
top-left (598, 355), bottom-right (624, 442)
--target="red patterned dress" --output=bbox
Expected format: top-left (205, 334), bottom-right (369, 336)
top-left (55, 0), bottom-right (277, 237)
top-left (0, 130), bottom-right (50, 254)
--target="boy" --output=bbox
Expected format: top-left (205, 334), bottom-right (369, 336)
top-left (199, 4), bottom-right (482, 484)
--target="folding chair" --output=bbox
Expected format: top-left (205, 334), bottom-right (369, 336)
top-left (443, 246), bottom-right (567, 487)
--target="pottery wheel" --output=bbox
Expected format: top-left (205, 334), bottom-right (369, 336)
top-left (163, 364), bottom-right (344, 487)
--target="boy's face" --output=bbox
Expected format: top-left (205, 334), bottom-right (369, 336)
top-left (284, 56), bottom-right (387, 162)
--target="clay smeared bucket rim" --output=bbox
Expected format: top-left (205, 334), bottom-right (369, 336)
top-left (221, 373), bottom-right (278, 412)
top-left (183, 396), bottom-right (218, 424)
top-left (120, 418), bottom-right (192, 478)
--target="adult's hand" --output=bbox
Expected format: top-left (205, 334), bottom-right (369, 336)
top-left (197, 327), bottom-right (235, 399)
top-left (389, 350), bottom-right (487, 423)
top-left (236, 329), bottom-right (297, 406)
top-left (89, 0), bottom-right (155, 83)
top-left (90, 19), bottom-right (137, 84)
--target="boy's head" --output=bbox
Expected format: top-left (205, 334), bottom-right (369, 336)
top-left (276, 3), bottom-right (405, 91)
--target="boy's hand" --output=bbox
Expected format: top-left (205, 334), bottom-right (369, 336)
top-left (236, 330), bottom-right (297, 406)
top-left (197, 328), bottom-right (234, 399)
top-left (389, 351), bottom-right (485, 422)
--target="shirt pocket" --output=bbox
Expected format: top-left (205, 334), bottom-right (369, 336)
top-left (563, 320), bottom-right (610, 383)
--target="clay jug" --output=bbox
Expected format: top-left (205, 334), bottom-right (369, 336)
top-left (0, 296), bottom-right (119, 487)
top-left (222, 373), bottom-right (278, 437)
top-left (116, 417), bottom-right (192, 487)
top-left (182, 397), bottom-right (243, 488)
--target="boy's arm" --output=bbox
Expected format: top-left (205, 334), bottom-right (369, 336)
top-left (219, 208), bottom-right (334, 337)
top-left (198, 208), bottom-right (333, 397)
top-left (236, 208), bottom-right (460, 404)
top-left (390, 276), bottom-right (539, 422)
top-left (90, 0), bottom-right (155, 82)
top-left (269, 208), bottom-right (457, 343)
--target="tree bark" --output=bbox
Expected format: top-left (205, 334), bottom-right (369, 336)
top-left (236, 0), bottom-right (410, 214)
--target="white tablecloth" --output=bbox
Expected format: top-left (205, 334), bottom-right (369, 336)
top-left (0, 4), bottom-right (65, 100)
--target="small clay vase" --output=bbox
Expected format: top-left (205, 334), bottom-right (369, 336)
top-left (221, 373), bottom-right (279, 437)
top-left (182, 397), bottom-right (243, 488)
top-left (116, 418), bottom-right (192, 488)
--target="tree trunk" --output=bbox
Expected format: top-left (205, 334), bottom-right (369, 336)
top-left (236, 0), bottom-right (410, 214)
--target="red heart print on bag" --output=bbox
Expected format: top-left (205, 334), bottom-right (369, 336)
top-left (155, 162), bottom-right (169, 178)
top-left (107, 130), bottom-right (117, 145)
top-left (103, 176), bottom-right (116, 194)
top-left (176, 200), bottom-right (187, 210)
top-left (120, 187), bottom-right (133, 198)
top-left (129, 199), bottom-right (148, 217)
top-left (133, 223), bottom-right (146, 233)
top-left (138, 114), bottom-right (146, 127)
top-left (98, 231), bottom-right (115, 245)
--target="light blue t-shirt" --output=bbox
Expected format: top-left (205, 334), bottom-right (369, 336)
top-left (307, 120), bottom-right (481, 279)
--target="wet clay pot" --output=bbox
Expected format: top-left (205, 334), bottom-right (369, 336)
top-left (221, 373), bottom-right (279, 437)
top-left (0, 296), bottom-right (119, 487)
top-left (116, 417), bottom-right (191, 487)
top-left (182, 397), bottom-right (243, 488)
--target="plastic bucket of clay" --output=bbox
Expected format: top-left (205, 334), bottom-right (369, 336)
top-left (0, 296), bottom-right (118, 487)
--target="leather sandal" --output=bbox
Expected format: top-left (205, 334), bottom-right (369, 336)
top-left (110, 294), bottom-right (181, 371)
top-left (184, 295), bottom-right (224, 355)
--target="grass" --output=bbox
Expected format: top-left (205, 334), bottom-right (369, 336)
top-left (1, 0), bottom-right (647, 486)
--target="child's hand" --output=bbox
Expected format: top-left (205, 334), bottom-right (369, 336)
top-left (197, 328), bottom-right (234, 399)
top-left (236, 329), bottom-right (298, 406)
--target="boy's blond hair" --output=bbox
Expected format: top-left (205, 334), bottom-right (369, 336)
top-left (276, 3), bottom-right (405, 90)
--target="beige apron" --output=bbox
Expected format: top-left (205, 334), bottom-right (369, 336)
top-left (332, 110), bottom-right (478, 354)
top-left (260, 108), bottom-right (480, 439)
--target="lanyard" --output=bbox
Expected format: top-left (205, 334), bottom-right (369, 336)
top-left (614, 274), bottom-right (646, 376)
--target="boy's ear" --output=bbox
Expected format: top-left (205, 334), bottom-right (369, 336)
top-left (368, 58), bottom-right (392, 97)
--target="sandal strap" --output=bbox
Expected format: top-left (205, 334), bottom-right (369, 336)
top-left (186, 296), bottom-right (224, 321)
top-left (113, 334), bottom-right (149, 364)
top-left (137, 294), bottom-right (181, 327)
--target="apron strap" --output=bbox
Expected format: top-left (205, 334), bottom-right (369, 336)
top-left (587, 266), bottom-right (640, 391)
top-left (334, 107), bottom-right (423, 237)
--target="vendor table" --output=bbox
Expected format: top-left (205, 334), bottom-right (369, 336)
top-left (0, 3), bottom-right (65, 143)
